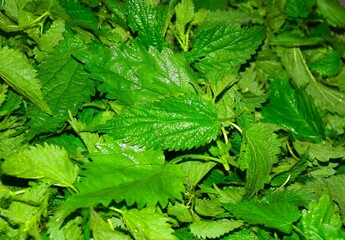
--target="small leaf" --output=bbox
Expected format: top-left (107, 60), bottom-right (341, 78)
top-left (189, 219), bottom-right (243, 239)
top-left (122, 208), bottom-right (177, 240)
top-left (285, 0), bottom-right (315, 18)
top-left (2, 143), bottom-right (79, 188)
top-left (299, 194), bottom-right (345, 239)
top-left (261, 77), bottom-right (325, 142)
top-left (89, 208), bottom-right (132, 240)
top-left (102, 94), bottom-right (221, 150)
top-left (0, 47), bottom-right (50, 114)
top-left (239, 123), bottom-right (280, 199)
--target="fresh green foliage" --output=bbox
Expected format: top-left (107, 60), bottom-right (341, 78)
top-left (1, 0), bottom-right (345, 239)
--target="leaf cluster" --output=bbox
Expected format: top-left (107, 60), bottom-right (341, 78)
top-left (0, 0), bottom-right (345, 239)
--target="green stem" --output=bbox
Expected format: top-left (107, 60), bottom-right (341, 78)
top-left (170, 154), bottom-right (221, 164)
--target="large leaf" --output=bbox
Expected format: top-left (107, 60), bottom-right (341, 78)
top-left (185, 24), bottom-right (265, 73)
top-left (28, 33), bottom-right (95, 134)
top-left (1, 143), bottom-right (79, 188)
top-left (64, 139), bottom-right (185, 215)
top-left (76, 44), bottom-right (196, 106)
top-left (0, 47), bottom-right (50, 114)
top-left (127, 0), bottom-right (165, 50)
top-left (261, 77), bottom-right (325, 142)
top-left (122, 208), bottom-right (177, 240)
top-left (238, 123), bottom-right (280, 199)
top-left (101, 94), bottom-right (221, 150)
top-left (225, 197), bottom-right (300, 234)
top-left (284, 0), bottom-right (315, 18)
top-left (299, 194), bottom-right (345, 239)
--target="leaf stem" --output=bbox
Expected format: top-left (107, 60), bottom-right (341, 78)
top-left (170, 154), bottom-right (221, 164)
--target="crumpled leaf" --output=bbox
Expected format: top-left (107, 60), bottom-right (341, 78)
top-left (101, 94), bottom-right (221, 150)
top-left (239, 123), bottom-right (280, 199)
top-left (2, 143), bottom-right (79, 188)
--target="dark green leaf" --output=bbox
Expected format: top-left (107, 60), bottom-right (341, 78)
top-left (316, 0), bottom-right (345, 27)
top-left (285, 0), bottom-right (315, 18)
top-left (239, 123), bottom-right (281, 199)
top-left (261, 77), bottom-right (325, 142)
top-left (189, 219), bottom-right (243, 239)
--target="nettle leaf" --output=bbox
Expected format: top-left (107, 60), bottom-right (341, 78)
top-left (89, 208), bottom-right (132, 240)
top-left (261, 77), bottom-right (325, 142)
top-left (101, 94), bottom-right (221, 150)
top-left (59, 0), bottom-right (99, 31)
top-left (76, 43), bottom-right (196, 106)
top-left (28, 33), bottom-right (95, 134)
top-left (122, 208), bottom-right (177, 240)
top-left (127, 0), bottom-right (165, 50)
top-left (0, 47), bottom-right (50, 114)
top-left (2, 143), bottom-right (78, 188)
top-left (239, 123), bottom-right (280, 199)
top-left (284, 0), bottom-right (315, 18)
top-left (277, 47), bottom-right (315, 88)
top-left (225, 198), bottom-right (300, 234)
top-left (64, 141), bottom-right (185, 214)
top-left (316, 0), bottom-right (345, 27)
top-left (306, 81), bottom-right (345, 116)
top-left (189, 219), bottom-right (243, 239)
top-left (307, 50), bottom-right (343, 77)
top-left (293, 141), bottom-right (345, 162)
top-left (299, 194), bottom-right (345, 239)
top-left (185, 24), bottom-right (265, 73)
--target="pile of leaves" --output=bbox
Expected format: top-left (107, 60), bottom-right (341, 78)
top-left (1, 0), bottom-right (345, 239)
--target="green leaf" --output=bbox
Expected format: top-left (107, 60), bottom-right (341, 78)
top-left (284, 0), bottom-right (315, 18)
top-left (64, 140), bottom-right (185, 214)
top-left (28, 33), bottom-right (95, 134)
top-left (89, 208), bottom-right (132, 240)
top-left (307, 50), bottom-right (343, 77)
top-left (221, 229), bottom-right (257, 240)
top-left (168, 202), bottom-right (194, 223)
top-left (189, 219), bottom-right (243, 239)
top-left (0, 182), bottom-right (50, 239)
top-left (225, 198), bottom-right (300, 234)
top-left (0, 47), bottom-right (50, 114)
top-left (261, 77), bottom-right (325, 142)
top-left (46, 209), bottom-right (84, 240)
top-left (316, 0), bottom-right (345, 27)
top-left (175, 0), bottom-right (194, 35)
top-left (306, 81), bottom-right (345, 116)
top-left (299, 194), bottom-right (345, 239)
top-left (193, 0), bottom-right (228, 10)
top-left (180, 161), bottom-right (216, 188)
top-left (185, 24), bottom-right (265, 73)
top-left (127, 0), bottom-right (165, 50)
top-left (239, 123), bottom-right (280, 199)
top-left (293, 141), bottom-right (345, 162)
top-left (277, 47), bottom-right (315, 88)
top-left (122, 208), bottom-right (177, 240)
top-left (77, 44), bottom-right (195, 106)
top-left (2, 143), bottom-right (79, 188)
top-left (59, 0), bottom-right (99, 31)
top-left (101, 94), bottom-right (221, 150)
